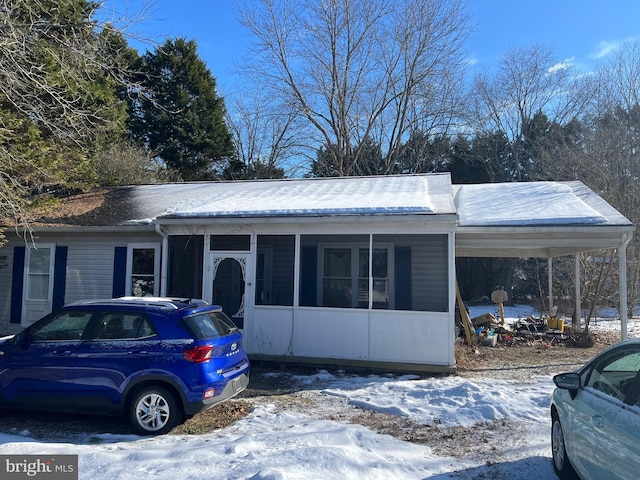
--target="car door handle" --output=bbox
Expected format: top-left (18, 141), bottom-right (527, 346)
top-left (52, 350), bottom-right (72, 356)
top-left (128, 351), bottom-right (148, 355)
top-left (591, 415), bottom-right (605, 428)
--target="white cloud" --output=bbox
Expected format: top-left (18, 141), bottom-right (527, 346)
top-left (547, 57), bottom-right (575, 74)
top-left (592, 40), bottom-right (622, 59)
top-left (591, 36), bottom-right (640, 60)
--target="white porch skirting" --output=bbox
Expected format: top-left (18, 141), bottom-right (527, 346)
top-left (247, 306), bottom-right (454, 368)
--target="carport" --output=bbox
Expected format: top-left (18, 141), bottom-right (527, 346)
top-left (453, 182), bottom-right (635, 339)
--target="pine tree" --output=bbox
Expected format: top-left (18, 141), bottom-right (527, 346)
top-left (129, 38), bottom-right (234, 181)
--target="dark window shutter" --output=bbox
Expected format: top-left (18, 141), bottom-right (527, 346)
top-left (52, 246), bottom-right (68, 310)
top-left (395, 247), bottom-right (412, 310)
top-left (10, 246), bottom-right (26, 324)
top-left (112, 246), bottom-right (127, 298)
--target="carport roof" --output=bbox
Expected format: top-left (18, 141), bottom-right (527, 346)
top-left (453, 181), bottom-right (634, 258)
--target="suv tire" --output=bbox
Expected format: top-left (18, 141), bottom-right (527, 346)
top-left (129, 386), bottom-right (182, 435)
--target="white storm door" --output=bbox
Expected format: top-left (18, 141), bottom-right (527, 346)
top-left (206, 253), bottom-right (252, 329)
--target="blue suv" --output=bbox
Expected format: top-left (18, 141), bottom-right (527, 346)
top-left (0, 297), bottom-right (250, 434)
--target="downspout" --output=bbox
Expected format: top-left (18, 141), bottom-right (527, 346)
top-left (619, 231), bottom-right (633, 341)
top-left (155, 223), bottom-right (169, 297)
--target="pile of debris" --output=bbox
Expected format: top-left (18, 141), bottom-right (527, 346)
top-left (456, 287), bottom-right (594, 348)
top-left (461, 311), bottom-right (595, 348)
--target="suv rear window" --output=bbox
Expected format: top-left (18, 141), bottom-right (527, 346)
top-left (182, 311), bottom-right (239, 339)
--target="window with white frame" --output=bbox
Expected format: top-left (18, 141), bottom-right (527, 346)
top-left (25, 245), bottom-right (55, 301)
top-left (126, 244), bottom-right (160, 297)
top-left (318, 243), bottom-right (393, 309)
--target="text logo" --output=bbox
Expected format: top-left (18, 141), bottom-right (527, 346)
top-left (1, 455), bottom-right (78, 480)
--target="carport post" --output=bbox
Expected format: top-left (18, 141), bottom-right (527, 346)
top-left (619, 242), bottom-right (628, 340)
top-left (548, 257), bottom-right (553, 315)
top-left (574, 253), bottom-right (581, 330)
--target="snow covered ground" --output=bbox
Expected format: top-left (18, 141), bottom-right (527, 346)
top-left (0, 306), bottom-right (637, 480)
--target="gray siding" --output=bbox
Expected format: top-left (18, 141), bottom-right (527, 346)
top-left (377, 234), bottom-right (449, 312)
top-left (64, 239), bottom-right (118, 304)
top-left (410, 237), bottom-right (449, 312)
top-left (0, 231), bottom-right (160, 331)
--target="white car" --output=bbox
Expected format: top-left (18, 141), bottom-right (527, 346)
top-left (551, 338), bottom-right (640, 480)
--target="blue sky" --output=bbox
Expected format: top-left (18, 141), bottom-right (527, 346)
top-left (108, 0), bottom-right (640, 92)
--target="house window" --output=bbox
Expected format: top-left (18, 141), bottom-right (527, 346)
top-left (127, 244), bottom-right (160, 297)
top-left (25, 245), bottom-right (54, 301)
top-left (319, 244), bottom-right (392, 309)
top-left (359, 248), bottom-right (389, 309)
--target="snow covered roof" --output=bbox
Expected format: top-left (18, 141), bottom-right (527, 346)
top-left (453, 181), bottom-right (631, 227)
top-left (24, 174), bottom-right (456, 227)
top-left (147, 173), bottom-right (456, 222)
top-left (453, 181), bottom-right (634, 257)
top-left (21, 174), bottom-right (634, 258)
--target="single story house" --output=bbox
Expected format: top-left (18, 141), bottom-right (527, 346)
top-left (0, 174), bottom-right (634, 372)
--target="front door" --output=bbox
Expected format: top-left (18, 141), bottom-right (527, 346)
top-left (206, 253), bottom-right (251, 329)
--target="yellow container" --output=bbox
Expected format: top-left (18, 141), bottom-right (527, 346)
top-left (557, 319), bottom-right (565, 332)
top-left (548, 317), bottom-right (558, 329)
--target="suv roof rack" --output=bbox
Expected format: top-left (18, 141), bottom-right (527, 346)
top-left (69, 297), bottom-right (209, 310)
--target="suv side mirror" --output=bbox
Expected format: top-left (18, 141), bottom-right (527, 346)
top-left (11, 331), bottom-right (31, 349)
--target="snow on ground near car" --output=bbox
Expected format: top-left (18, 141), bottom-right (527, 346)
top-left (0, 305), bottom-right (637, 480)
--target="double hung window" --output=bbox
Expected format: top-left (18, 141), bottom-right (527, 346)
top-left (127, 244), bottom-right (160, 297)
top-left (320, 244), bottom-right (391, 309)
top-left (25, 245), bottom-right (54, 301)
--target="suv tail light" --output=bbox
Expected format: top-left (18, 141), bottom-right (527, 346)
top-left (183, 345), bottom-right (213, 363)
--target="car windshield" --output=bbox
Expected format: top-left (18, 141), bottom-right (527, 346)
top-left (182, 311), bottom-right (238, 339)
top-left (27, 311), bottom-right (94, 341)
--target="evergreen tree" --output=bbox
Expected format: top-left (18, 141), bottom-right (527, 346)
top-left (0, 0), bottom-right (129, 243)
top-left (129, 38), bottom-right (234, 181)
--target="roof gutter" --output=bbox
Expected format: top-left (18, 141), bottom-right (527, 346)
top-left (153, 213), bottom-right (460, 226)
top-left (10, 225), bottom-right (157, 234)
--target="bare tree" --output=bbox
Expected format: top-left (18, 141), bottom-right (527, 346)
top-left (95, 141), bottom-right (160, 186)
top-left (579, 39), bottom-right (640, 315)
top-left (226, 91), bottom-right (310, 178)
top-left (237, 0), bottom-right (470, 176)
top-left (470, 44), bottom-right (592, 181)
